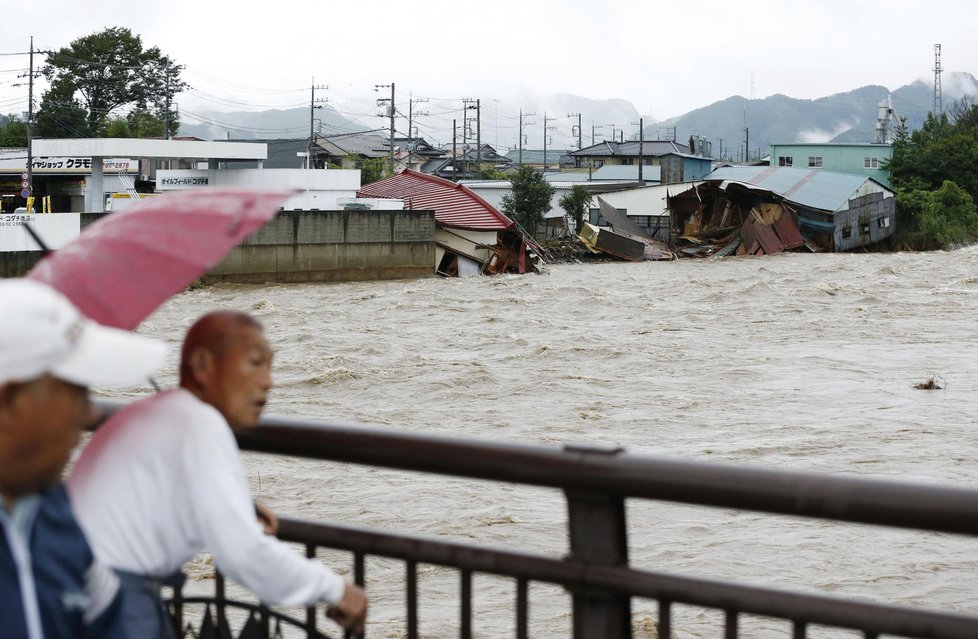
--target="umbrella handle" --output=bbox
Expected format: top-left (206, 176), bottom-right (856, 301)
top-left (24, 222), bottom-right (51, 256)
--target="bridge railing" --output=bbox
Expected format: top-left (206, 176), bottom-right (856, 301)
top-left (93, 399), bottom-right (978, 639)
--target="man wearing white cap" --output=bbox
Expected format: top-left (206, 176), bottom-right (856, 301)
top-left (0, 278), bottom-right (168, 639)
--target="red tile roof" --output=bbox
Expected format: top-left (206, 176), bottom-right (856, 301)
top-left (357, 169), bottom-right (514, 231)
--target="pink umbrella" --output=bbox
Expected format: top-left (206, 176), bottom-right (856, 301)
top-left (28, 188), bottom-right (293, 330)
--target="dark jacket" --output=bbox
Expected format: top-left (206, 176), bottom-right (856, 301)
top-left (0, 484), bottom-right (126, 639)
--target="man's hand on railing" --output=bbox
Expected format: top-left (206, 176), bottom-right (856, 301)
top-left (254, 500), bottom-right (279, 535)
top-left (326, 583), bottom-right (368, 635)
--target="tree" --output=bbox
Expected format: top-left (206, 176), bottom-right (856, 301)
top-left (0, 116), bottom-right (27, 146)
top-left (887, 99), bottom-right (978, 249)
top-left (500, 165), bottom-right (555, 237)
top-left (559, 184), bottom-right (592, 233)
top-left (38, 27), bottom-right (186, 137)
top-left (478, 167), bottom-right (508, 180)
top-left (897, 180), bottom-right (978, 250)
top-left (355, 156), bottom-right (388, 186)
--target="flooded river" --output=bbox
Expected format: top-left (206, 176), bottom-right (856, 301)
top-left (97, 249), bottom-right (978, 638)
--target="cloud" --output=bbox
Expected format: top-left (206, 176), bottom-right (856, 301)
top-left (798, 120), bottom-right (854, 143)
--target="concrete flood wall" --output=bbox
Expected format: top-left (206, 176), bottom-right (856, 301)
top-left (1, 210), bottom-right (436, 283)
top-left (207, 209), bottom-right (436, 283)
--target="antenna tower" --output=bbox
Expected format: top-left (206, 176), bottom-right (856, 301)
top-left (933, 43), bottom-right (943, 117)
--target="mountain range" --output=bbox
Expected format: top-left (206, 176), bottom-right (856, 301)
top-left (177, 72), bottom-right (978, 159)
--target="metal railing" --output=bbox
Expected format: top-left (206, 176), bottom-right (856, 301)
top-left (94, 399), bottom-right (978, 638)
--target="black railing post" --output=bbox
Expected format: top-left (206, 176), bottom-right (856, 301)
top-left (563, 444), bottom-right (631, 639)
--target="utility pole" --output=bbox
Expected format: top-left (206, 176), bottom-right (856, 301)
top-left (408, 93), bottom-right (429, 139)
top-left (567, 113), bottom-right (582, 150)
top-left (375, 83), bottom-right (396, 174)
top-left (519, 109), bottom-right (535, 165)
top-left (462, 98), bottom-right (478, 177)
top-left (452, 119), bottom-right (458, 181)
top-left (309, 78), bottom-right (327, 169)
top-left (543, 113), bottom-right (555, 172)
top-left (934, 43), bottom-right (943, 117)
top-left (638, 118), bottom-right (644, 182)
top-left (23, 36), bottom-right (37, 198)
top-left (591, 121), bottom-right (600, 146)
top-left (744, 126), bottom-right (749, 162)
top-left (165, 66), bottom-right (171, 139)
top-left (476, 99), bottom-right (481, 177)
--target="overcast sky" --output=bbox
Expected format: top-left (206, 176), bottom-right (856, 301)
top-left (1, 0), bottom-right (975, 146)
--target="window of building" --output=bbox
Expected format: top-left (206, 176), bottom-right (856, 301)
top-left (808, 156), bottom-right (823, 168)
top-left (861, 223), bottom-right (870, 236)
top-left (622, 158), bottom-right (634, 165)
top-left (878, 217), bottom-right (891, 229)
top-left (778, 156), bottom-right (793, 167)
top-left (864, 157), bottom-right (880, 169)
top-left (842, 226), bottom-right (852, 239)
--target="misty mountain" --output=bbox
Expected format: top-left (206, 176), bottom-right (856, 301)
top-left (178, 103), bottom-right (370, 141)
top-left (176, 72), bottom-right (978, 158)
top-left (656, 71), bottom-right (978, 159)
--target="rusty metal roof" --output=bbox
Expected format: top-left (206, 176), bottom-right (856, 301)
top-left (358, 170), bottom-right (515, 231)
top-left (706, 166), bottom-right (890, 213)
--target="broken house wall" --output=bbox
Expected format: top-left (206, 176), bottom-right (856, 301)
top-left (435, 227), bottom-right (497, 269)
top-left (832, 191), bottom-right (896, 252)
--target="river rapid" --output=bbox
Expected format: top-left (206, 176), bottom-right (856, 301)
top-left (96, 249), bottom-right (978, 638)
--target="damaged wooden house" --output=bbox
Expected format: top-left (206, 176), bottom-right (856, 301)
top-left (579, 197), bottom-right (675, 261)
top-left (667, 166), bottom-right (896, 256)
top-left (357, 169), bottom-right (541, 276)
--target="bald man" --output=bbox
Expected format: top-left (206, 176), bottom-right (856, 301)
top-left (69, 311), bottom-right (367, 639)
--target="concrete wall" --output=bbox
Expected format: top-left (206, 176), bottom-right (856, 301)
top-left (1, 210), bottom-right (436, 283)
top-left (207, 209), bottom-right (436, 283)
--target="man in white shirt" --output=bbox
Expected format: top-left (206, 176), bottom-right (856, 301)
top-left (68, 310), bottom-right (367, 638)
top-left (0, 278), bottom-right (167, 639)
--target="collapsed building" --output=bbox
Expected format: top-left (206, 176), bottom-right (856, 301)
top-left (667, 166), bottom-right (896, 256)
top-left (358, 169), bottom-right (541, 276)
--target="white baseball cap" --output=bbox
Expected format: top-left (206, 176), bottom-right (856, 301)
top-left (0, 279), bottom-right (168, 388)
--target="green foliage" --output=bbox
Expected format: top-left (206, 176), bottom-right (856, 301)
top-left (356, 156), bottom-right (388, 186)
top-left (889, 98), bottom-right (978, 250)
top-left (38, 27), bottom-right (186, 137)
top-left (896, 180), bottom-right (978, 250)
top-left (0, 116), bottom-right (27, 146)
top-left (500, 165), bottom-right (555, 236)
top-left (559, 184), bottom-right (592, 233)
top-left (477, 167), bottom-right (508, 180)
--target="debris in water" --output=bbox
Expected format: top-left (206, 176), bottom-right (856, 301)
top-left (913, 375), bottom-right (946, 390)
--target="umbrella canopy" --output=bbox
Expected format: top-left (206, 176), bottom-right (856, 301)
top-left (28, 188), bottom-right (292, 330)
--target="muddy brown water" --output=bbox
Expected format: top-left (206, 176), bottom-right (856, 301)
top-left (90, 249), bottom-right (978, 638)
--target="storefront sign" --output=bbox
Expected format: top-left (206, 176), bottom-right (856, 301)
top-left (0, 152), bottom-right (138, 174)
top-left (158, 170), bottom-right (210, 190)
top-left (0, 213), bottom-right (81, 252)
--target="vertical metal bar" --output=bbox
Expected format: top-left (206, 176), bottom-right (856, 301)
top-left (725, 610), bottom-right (738, 639)
top-left (563, 444), bottom-right (630, 639)
top-left (171, 581), bottom-right (184, 638)
top-left (657, 600), bottom-right (671, 639)
top-left (407, 560), bottom-right (418, 639)
top-left (355, 552), bottom-right (366, 587)
top-left (348, 552), bottom-right (366, 639)
top-left (260, 605), bottom-right (270, 639)
top-left (793, 620), bottom-right (806, 639)
top-left (216, 572), bottom-right (230, 638)
top-left (460, 569), bottom-right (472, 639)
top-left (306, 544), bottom-right (317, 637)
top-left (516, 578), bottom-right (528, 639)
